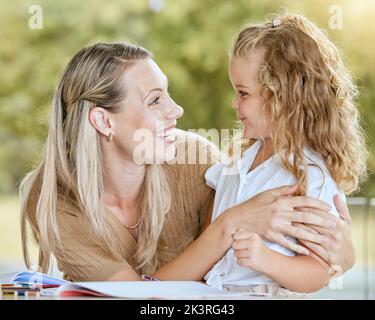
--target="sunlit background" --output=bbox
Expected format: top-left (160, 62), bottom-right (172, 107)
top-left (0, 0), bottom-right (374, 299)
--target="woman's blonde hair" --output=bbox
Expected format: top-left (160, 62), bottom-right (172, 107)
top-left (231, 12), bottom-right (367, 195)
top-left (20, 42), bottom-right (171, 274)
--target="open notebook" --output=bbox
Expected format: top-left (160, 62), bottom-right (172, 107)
top-left (57, 281), bottom-right (262, 299)
top-left (3, 271), bottom-right (266, 298)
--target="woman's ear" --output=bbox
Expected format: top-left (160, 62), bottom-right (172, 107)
top-left (88, 107), bottom-right (112, 137)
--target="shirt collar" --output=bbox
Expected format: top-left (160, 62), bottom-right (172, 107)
top-left (237, 140), bottom-right (262, 178)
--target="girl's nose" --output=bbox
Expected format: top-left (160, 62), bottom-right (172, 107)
top-left (231, 98), bottom-right (239, 110)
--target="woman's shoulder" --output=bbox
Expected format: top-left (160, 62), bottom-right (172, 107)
top-left (55, 195), bottom-right (86, 232)
top-left (163, 129), bottom-right (221, 181)
top-left (174, 129), bottom-right (221, 164)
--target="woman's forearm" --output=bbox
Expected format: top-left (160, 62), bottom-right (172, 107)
top-left (109, 185), bottom-right (338, 282)
top-left (152, 214), bottom-right (233, 280)
top-left (110, 211), bottom-right (234, 281)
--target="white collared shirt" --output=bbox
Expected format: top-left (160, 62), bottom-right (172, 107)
top-left (204, 139), bottom-right (345, 289)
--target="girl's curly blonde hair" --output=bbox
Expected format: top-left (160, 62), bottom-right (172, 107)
top-left (231, 12), bottom-right (368, 195)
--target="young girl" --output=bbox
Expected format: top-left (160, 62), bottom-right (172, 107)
top-left (204, 13), bottom-right (367, 295)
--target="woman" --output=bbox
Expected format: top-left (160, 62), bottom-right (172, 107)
top-left (20, 42), bottom-right (354, 283)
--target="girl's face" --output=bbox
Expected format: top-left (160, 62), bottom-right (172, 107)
top-left (92, 58), bottom-right (184, 164)
top-left (229, 50), bottom-right (272, 140)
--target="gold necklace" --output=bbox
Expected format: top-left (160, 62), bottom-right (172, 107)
top-left (122, 217), bottom-right (141, 229)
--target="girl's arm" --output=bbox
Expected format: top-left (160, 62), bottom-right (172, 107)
top-left (232, 230), bottom-right (330, 293)
top-left (265, 254), bottom-right (330, 293)
top-left (297, 195), bottom-right (355, 274)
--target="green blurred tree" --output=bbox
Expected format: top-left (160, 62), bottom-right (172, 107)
top-left (0, 0), bottom-right (374, 196)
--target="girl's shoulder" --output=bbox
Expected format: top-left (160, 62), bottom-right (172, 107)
top-left (304, 148), bottom-right (345, 216)
top-left (204, 161), bottom-right (225, 190)
top-left (205, 139), bottom-right (261, 189)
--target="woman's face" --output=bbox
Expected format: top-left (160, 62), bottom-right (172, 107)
top-left (104, 58), bottom-right (184, 164)
top-left (229, 51), bottom-right (271, 140)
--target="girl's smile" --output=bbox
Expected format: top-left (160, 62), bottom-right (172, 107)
top-left (228, 50), bottom-right (272, 140)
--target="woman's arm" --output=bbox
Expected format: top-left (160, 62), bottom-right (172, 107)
top-left (232, 230), bottom-right (330, 293)
top-left (109, 201), bottom-right (232, 281)
top-left (224, 185), bottom-right (335, 254)
top-left (109, 185), bottom-right (333, 281)
top-left (152, 203), bottom-right (232, 280)
top-left (225, 185), bottom-right (355, 271)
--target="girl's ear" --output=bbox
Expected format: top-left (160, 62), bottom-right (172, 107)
top-left (88, 107), bottom-right (112, 137)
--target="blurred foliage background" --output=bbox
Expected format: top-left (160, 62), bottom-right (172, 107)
top-left (0, 0), bottom-right (374, 198)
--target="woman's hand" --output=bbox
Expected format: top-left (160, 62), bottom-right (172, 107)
top-left (297, 195), bottom-right (355, 273)
top-left (224, 184), bottom-right (338, 256)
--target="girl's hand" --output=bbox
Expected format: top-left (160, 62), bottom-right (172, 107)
top-left (232, 229), bottom-right (268, 273)
top-left (297, 195), bottom-right (355, 273)
top-left (224, 184), bottom-right (337, 256)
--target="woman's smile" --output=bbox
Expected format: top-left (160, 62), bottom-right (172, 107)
top-left (156, 125), bottom-right (177, 144)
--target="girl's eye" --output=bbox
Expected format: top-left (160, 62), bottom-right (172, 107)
top-left (239, 90), bottom-right (248, 97)
top-left (149, 96), bottom-right (160, 106)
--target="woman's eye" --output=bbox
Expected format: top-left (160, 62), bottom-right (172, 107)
top-left (239, 91), bottom-right (248, 97)
top-left (149, 97), bottom-right (160, 106)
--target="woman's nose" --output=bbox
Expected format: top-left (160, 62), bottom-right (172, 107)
top-left (175, 104), bottom-right (184, 119)
top-left (166, 100), bottom-right (184, 120)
